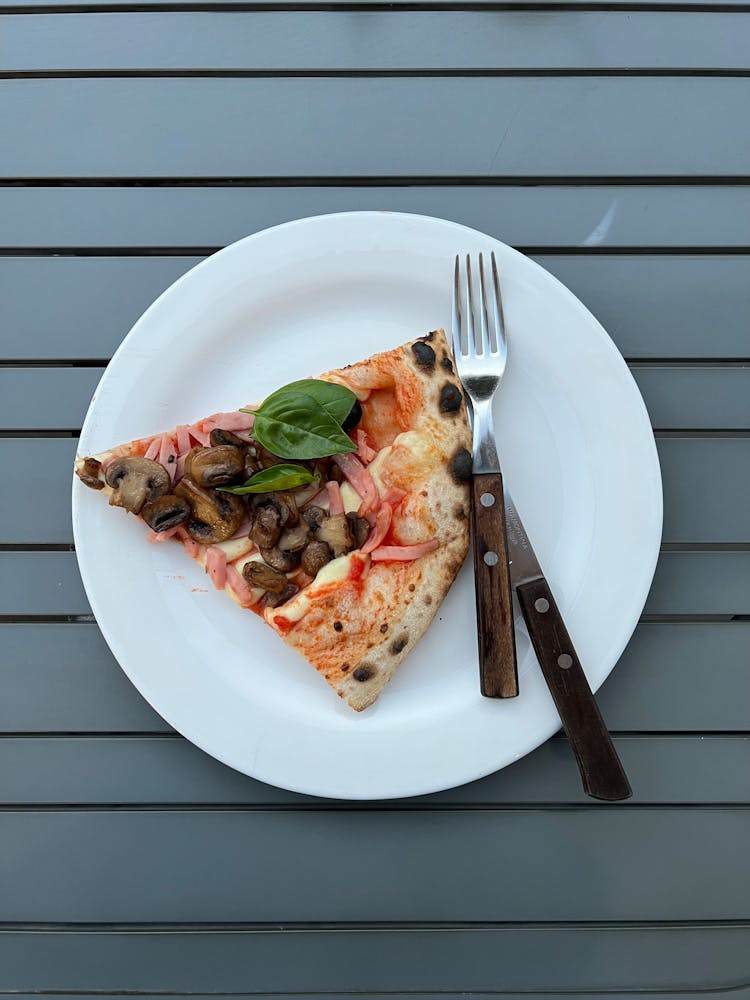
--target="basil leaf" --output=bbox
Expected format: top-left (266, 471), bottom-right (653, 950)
top-left (252, 389), bottom-right (357, 459)
top-left (258, 379), bottom-right (356, 426)
top-left (218, 463), bottom-right (316, 495)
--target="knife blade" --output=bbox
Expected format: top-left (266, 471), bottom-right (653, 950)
top-left (504, 492), bottom-right (632, 802)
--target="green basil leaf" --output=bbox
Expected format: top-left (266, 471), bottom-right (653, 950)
top-left (256, 379), bottom-right (356, 426)
top-left (217, 463), bottom-right (316, 495)
top-left (252, 389), bottom-right (357, 459)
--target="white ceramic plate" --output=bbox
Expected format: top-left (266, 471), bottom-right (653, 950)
top-left (73, 212), bottom-right (662, 800)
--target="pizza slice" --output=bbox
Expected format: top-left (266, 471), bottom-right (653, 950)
top-left (75, 329), bottom-right (472, 711)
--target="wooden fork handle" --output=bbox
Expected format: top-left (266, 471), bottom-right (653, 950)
top-left (471, 472), bottom-right (519, 698)
top-left (516, 576), bottom-right (632, 801)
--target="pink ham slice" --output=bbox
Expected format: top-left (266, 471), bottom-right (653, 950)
top-left (146, 524), bottom-right (183, 543)
top-left (206, 546), bottom-right (227, 590)
top-left (382, 486), bottom-right (407, 507)
top-left (370, 539), bottom-right (439, 561)
top-left (158, 435), bottom-right (178, 483)
top-left (355, 429), bottom-right (378, 464)
top-left (361, 502), bottom-right (392, 554)
top-left (176, 425), bottom-right (192, 455)
top-left (144, 437), bottom-right (161, 461)
top-left (326, 481), bottom-right (344, 516)
top-left (333, 453), bottom-right (380, 514)
top-left (226, 565), bottom-right (258, 607)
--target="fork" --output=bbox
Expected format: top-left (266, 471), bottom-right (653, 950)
top-left (452, 252), bottom-right (518, 699)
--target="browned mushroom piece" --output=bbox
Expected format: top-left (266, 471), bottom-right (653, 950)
top-left (271, 491), bottom-right (299, 527)
top-left (209, 428), bottom-right (246, 449)
top-left (76, 457), bottom-right (104, 490)
top-left (260, 546), bottom-right (300, 573)
top-left (346, 512), bottom-right (371, 550)
top-left (301, 540), bottom-right (332, 577)
top-left (302, 505), bottom-right (326, 533)
top-left (317, 513), bottom-right (354, 557)
top-left (250, 504), bottom-right (282, 549)
top-left (244, 452), bottom-right (262, 479)
top-left (255, 445), bottom-right (284, 469)
top-left (105, 456), bottom-right (171, 514)
top-left (184, 445), bottom-right (245, 488)
top-left (242, 560), bottom-right (288, 594)
top-left (141, 494), bottom-right (191, 533)
top-left (174, 476), bottom-right (245, 544)
top-left (261, 583), bottom-right (299, 609)
top-left (278, 522), bottom-right (310, 553)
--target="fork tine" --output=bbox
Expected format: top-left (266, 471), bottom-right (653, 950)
top-left (451, 254), bottom-right (465, 359)
top-left (490, 251), bottom-right (505, 355)
top-left (464, 254), bottom-right (476, 356)
top-left (477, 253), bottom-right (491, 357)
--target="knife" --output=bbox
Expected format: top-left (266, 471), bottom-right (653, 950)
top-left (505, 493), bottom-right (633, 801)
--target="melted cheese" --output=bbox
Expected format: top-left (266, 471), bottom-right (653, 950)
top-left (366, 430), bottom-right (435, 492)
top-left (272, 553), bottom-right (355, 624)
top-left (339, 482), bottom-right (362, 513)
top-left (216, 536), bottom-right (256, 562)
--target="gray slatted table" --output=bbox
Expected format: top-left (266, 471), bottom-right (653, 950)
top-left (1, 4), bottom-right (748, 998)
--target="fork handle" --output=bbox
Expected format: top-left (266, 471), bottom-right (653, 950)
top-left (516, 576), bottom-right (632, 801)
top-left (471, 472), bottom-right (518, 698)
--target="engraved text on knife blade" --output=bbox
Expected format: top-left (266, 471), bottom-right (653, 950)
top-left (504, 493), bottom-right (543, 586)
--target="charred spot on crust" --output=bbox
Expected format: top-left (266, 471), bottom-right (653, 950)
top-left (451, 448), bottom-right (472, 483)
top-left (380, 623), bottom-right (388, 634)
top-left (440, 382), bottom-right (463, 413)
top-left (454, 504), bottom-right (466, 519)
top-left (353, 664), bottom-right (375, 682)
top-left (424, 594), bottom-right (433, 606)
top-left (411, 341), bottom-right (436, 369)
top-left (391, 634), bottom-right (409, 654)
top-left (441, 355), bottom-right (454, 373)
top-left (341, 663), bottom-right (350, 673)
top-left (408, 584), bottom-right (416, 592)
top-left (419, 330), bottom-right (436, 342)
top-left (333, 621), bottom-right (343, 632)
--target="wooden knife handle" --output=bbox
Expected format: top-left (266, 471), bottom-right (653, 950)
top-left (471, 472), bottom-right (518, 698)
top-left (516, 576), bottom-right (632, 801)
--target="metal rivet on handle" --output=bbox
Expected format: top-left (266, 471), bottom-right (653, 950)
top-left (558, 653), bottom-right (573, 669)
top-left (484, 551), bottom-right (499, 566)
top-left (480, 492), bottom-right (495, 507)
top-left (534, 597), bottom-right (550, 613)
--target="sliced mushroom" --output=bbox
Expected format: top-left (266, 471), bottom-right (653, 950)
top-left (271, 491), bottom-right (299, 527)
top-left (260, 546), bottom-right (300, 573)
top-left (105, 456), bottom-right (170, 515)
top-left (317, 513), bottom-right (354, 558)
top-left (301, 540), bottom-right (332, 577)
top-left (250, 504), bottom-right (282, 549)
top-left (278, 522), bottom-right (310, 553)
top-left (244, 452), bottom-right (262, 479)
top-left (209, 428), bottom-right (245, 448)
top-left (302, 505), bottom-right (326, 533)
top-left (261, 583), bottom-right (299, 609)
top-left (242, 560), bottom-right (288, 594)
top-left (76, 457), bottom-right (104, 490)
top-left (184, 445), bottom-right (245, 488)
top-left (142, 494), bottom-right (190, 533)
top-left (346, 512), bottom-right (371, 550)
top-left (174, 476), bottom-right (245, 544)
top-left (255, 444), bottom-right (284, 469)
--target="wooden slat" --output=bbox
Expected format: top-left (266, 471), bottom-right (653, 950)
top-left (2, 808), bottom-right (749, 921)
top-left (3, 367), bottom-right (748, 433)
top-left (4, 0), bottom-right (750, 8)
top-left (3, 188), bottom-right (750, 250)
top-left (2, 622), bottom-right (748, 735)
top-left (3, 437), bottom-right (746, 545)
top-left (3, 254), bottom-right (749, 362)
top-left (1, 735), bottom-right (747, 805)
top-left (634, 367), bottom-right (750, 430)
top-left (5, 994), bottom-right (748, 1000)
top-left (2, 925), bottom-right (749, 995)
top-left (2, 78), bottom-right (749, 178)
top-left (3, 12), bottom-right (750, 72)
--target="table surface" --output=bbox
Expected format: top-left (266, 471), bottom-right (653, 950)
top-left (2, 2), bottom-right (749, 997)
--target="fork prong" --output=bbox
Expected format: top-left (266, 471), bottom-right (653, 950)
top-left (464, 254), bottom-right (476, 357)
top-left (451, 254), bottom-right (465, 359)
top-left (490, 251), bottom-right (505, 356)
top-left (477, 253), bottom-right (491, 357)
